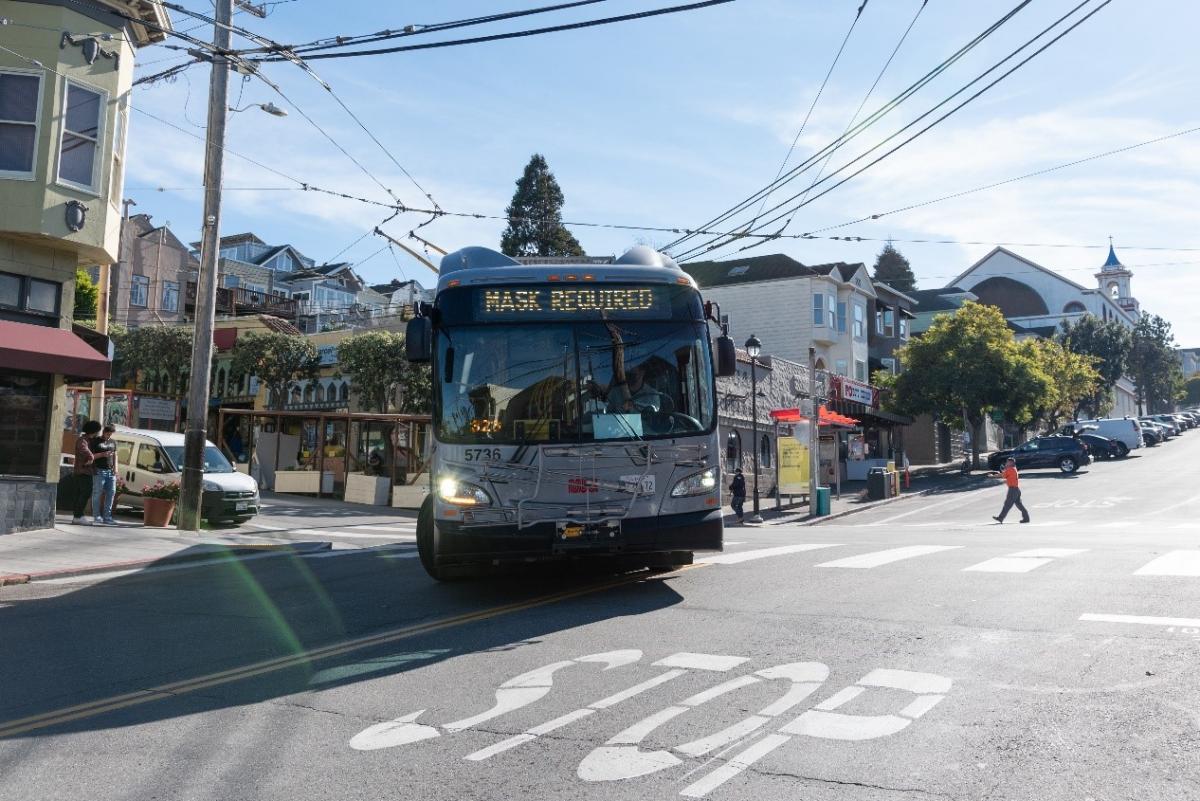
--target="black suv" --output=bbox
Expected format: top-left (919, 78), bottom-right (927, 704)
top-left (987, 435), bottom-right (1091, 474)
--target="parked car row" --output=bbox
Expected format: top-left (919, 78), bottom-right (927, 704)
top-left (994, 412), bottom-right (1199, 474)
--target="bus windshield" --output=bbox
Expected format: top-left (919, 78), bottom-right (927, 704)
top-left (436, 319), bottom-right (715, 445)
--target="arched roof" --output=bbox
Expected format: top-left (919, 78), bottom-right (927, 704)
top-left (969, 276), bottom-right (1049, 317)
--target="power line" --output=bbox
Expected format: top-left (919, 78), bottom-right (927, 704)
top-left (664, 0), bottom-right (1035, 254)
top-left (672, 0), bottom-right (1113, 262)
top-left (246, 0), bottom-right (738, 63)
top-left (751, 0), bottom-right (869, 225)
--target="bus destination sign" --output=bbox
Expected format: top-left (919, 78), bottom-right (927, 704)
top-left (478, 286), bottom-right (670, 319)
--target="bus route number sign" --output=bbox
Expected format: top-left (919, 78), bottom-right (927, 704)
top-left (478, 287), bottom-right (668, 319)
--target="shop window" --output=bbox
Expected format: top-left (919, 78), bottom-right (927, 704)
top-left (760, 434), bottom-right (771, 468)
top-left (0, 371), bottom-right (51, 477)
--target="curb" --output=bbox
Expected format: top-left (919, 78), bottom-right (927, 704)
top-left (0, 541), bottom-right (332, 586)
top-left (798, 474), bottom-right (994, 526)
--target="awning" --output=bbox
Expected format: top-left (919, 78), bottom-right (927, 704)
top-left (770, 406), bottom-right (860, 428)
top-left (0, 319), bottom-right (112, 381)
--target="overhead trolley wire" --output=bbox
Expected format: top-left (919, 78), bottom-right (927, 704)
top-left (671, 0), bottom-right (1114, 262)
top-left (663, 0), bottom-right (1035, 254)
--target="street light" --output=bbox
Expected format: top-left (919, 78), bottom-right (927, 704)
top-left (745, 334), bottom-right (764, 524)
top-left (228, 102), bottom-right (288, 117)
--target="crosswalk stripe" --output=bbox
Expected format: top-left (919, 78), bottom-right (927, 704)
top-left (1134, 550), bottom-right (1200, 576)
top-left (962, 549), bottom-right (1086, 573)
top-left (349, 525), bottom-right (417, 532)
top-left (817, 545), bottom-right (962, 569)
top-left (1081, 613), bottom-right (1200, 627)
top-left (283, 529), bottom-right (416, 541)
top-left (696, 544), bottom-right (841, 565)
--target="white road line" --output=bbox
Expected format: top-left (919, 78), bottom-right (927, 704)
top-left (680, 733), bottom-right (791, 798)
top-left (1146, 495), bottom-right (1200, 517)
top-left (653, 653), bottom-right (750, 672)
top-left (963, 548), bottom-right (1087, 573)
top-left (696, 544), bottom-right (841, 565)
top-left (242, 522), bottom-right (282, 531)
top-left (284, 529), bottom-right (415, 540)
top-left (1080, 613), bottom-right (1200, 627)
top-left (862, 493), bottom-right (985, 526)
top-left (817, 545), bottom-right (962, 570)
top-left (349, 525), bottom-right (417, 532)
top-left (1134, 550), bottom-right (1200, 576)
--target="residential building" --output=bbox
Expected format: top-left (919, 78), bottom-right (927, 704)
top-left (106, 213), bottom-right (196, 328)
top-left (869, 280), bottom-right (917, 378)
top-left (0, 0), bottom-right (167, 532)
top-left (1179, 347), bottom-right (1200, 381)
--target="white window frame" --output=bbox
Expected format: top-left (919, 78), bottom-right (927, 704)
top-left (835, 359), bottom-right (848, 376)
top-left (130, 274), bottom-right (149, 308)
top-left (812, 293), bottom-right (825, 327)
top-left (882, 357), bottom-right (897, 374)
top-left (882, 307), bottom-right (895, 338)
top-left (899, 317), bottom-right (908, 340)
top-left (0, 67), bottom-right (45, 181)
top-left (827, 294), bottom-right (836, 329)
top-left (162, 280), bottom-right (179, 313)
top-left (109, 94), bottom-right (128, 207)
top-left (55, 78), bottom-right (107, 196)
top-left (854, 359), bottom-right (867, 382)
top-left (853, 303), bottom-right (866, 340)
top-left (836, 301), bottom-right (847, 333)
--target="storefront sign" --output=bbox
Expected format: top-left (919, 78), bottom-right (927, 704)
top-left (137, 397), bottom-right (177, 421)
top-left (777, 436), bottom-right (809, 494)
top-left (837, 377), bottom-right (876, 407)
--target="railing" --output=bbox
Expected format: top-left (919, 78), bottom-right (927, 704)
top-left (185, 282), bottom-right (299, 319)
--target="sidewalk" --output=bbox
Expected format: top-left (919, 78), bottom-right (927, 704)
top-left (720, 465), bottom-right (990, 527)
top-left (0, 518), bottom-right (330, 586)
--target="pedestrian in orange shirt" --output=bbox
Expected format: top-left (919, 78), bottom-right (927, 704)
top-left (991, 457), bottom-right (1030, 524)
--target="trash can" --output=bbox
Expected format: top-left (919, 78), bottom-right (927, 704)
top-left (867, 467), bottom-right (888, 501)
top-left (815, 486), bottom-right (831, 516)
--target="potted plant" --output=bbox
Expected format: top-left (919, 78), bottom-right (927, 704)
top-left (141, 479), bottom-right (180, 527)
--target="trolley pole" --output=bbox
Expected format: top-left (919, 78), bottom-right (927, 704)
top-left (178, 0), bottom-right (232, 531)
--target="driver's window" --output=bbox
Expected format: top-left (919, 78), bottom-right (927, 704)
top-left (1019, 441), bottom-right (1038, 451)
top-left (136, 444), bottom-right (167, 473)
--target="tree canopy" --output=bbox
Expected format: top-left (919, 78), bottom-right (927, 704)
top-left (336, 331), bottom-right (431, 414)
top-left (500, 154), bottom-right (585, 258)
top-left (1185, 376), bottom-right (1200, 408)
top-left (871, 243), bottom-right (917, 293)
top-left (1056, 314), bottom-right (1132, 418)
top-left (1130, 313), bottom-right (1182, 413)
top-left (111, 325), bottom-right (193, 395)
top-left (1018, 338), bottom-right (1100, 432)
top-left (229, 331), bottom-right (319, 410)
top-left (877, 301), bottom-right (1051, 466)
top-left (73, 268), bottom-right (98, 321)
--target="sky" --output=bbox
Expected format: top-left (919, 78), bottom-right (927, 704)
top-left (122, 0), bottom-right (1200, 345)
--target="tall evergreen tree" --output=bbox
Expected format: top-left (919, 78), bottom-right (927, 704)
top-left (1130, 313), bottom-right (1182, 414)
top-left (500, 154), bottom-right (585, 258)
top-left (1057, 314), bottom-right (1132, 417)
top-left (871, 242), bottom-right (917, 293)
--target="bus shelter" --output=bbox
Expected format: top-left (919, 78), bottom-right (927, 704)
top-left (217, 408), bottom-right (431, 507)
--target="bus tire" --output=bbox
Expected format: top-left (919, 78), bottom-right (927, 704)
top-left (416, 497), bottom-right (446, 582)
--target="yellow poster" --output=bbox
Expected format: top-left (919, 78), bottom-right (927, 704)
top-left (778, 437), bottom-right (809, 494)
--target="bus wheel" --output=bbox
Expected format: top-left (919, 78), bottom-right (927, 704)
top-left (416, 497), bottom-right (446, 581)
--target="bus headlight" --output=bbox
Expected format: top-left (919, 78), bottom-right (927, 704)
top-left (438, 476), bottom-right (491, 506)
top-left (670, 468), bottom-right (717, 498)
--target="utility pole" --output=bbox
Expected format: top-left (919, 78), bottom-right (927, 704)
top-left (808, 347), bottom-right (819, 514)
top-left (178, 0), bottom-right (232, 531)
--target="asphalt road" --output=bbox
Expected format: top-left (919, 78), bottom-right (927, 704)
top-left (2, 432), bottom-right (1198, 800)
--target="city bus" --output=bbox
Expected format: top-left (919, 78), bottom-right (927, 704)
top-left (405, 245), bottom-right (736, 580)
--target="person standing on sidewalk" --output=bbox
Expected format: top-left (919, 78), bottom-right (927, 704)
top-left (991, 457), bottom-right (1030, 524)
top-left (69, 420), bottom-right (101, 523)
top-left (89, 424), bottom-right (119, 526)
top-left (729, 468), bottom-right (746, 524)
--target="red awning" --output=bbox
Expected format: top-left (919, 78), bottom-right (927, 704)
top-left (0, 319), bottom-right (111, 381)
top-left (769, 406), bottom-right (860, 428)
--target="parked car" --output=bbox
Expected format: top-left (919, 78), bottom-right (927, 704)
top-left (111, 428), bottom-right (260, 525)
top-left (1148, 415), bottom-right (1182, 436)
top-left (988, 435), bottom-right (1091, 473)
top-left (1139, 421), bottom-right (1163, 446)
top-left (1078, 433), bottom-right (1124, 460)
top-left (1170, 413), bottom-right (1195, 430)
top-left (1058, 417), bottom-right (1141, 453)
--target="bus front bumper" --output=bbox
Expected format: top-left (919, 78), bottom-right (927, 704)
top-left (433, 508), bottom-right (723, 566)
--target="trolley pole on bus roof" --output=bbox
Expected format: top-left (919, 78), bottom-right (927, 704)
top-left (178, 0), bottom-right (233, 531)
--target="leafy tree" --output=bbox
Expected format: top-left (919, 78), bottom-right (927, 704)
top-left (111, 325), bottom-right (194, 395)
top-left (229, 331), bottom-right (319, 410)
top-left (500, 154), bottom-right (585, 258)
top-left (1018, 338), bottom-right (1100, 432)
top-left (1185, 376), bottom-right (1200, 407)
top-left (335, 331), bottom-right (431, 414)
top-left (871, 243), bottom-right (917, 293)
top-left (1056, 315), bottom-right (1132, 417)
top-left (74, 268), bottom-right (98, 321)
top-left (880, 301), bottom-right (1049, 468)
top-left (1130, 313), bottom-right (1181, 414)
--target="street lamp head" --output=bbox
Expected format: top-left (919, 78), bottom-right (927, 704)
top-left (259, 102), bottom-right (288, 117)
top-left (745, 334), bottom-right (762, 359)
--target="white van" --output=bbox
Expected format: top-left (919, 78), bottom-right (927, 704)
top-left (112, 428), bottom-right (260, 524)
top-left (1059, 417), bottom-right (1143, 454)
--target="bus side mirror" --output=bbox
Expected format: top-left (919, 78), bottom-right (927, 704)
top-left (405, 317), bottom-right (432, 363)
top-left (715, 335), bottom-right (737, 377)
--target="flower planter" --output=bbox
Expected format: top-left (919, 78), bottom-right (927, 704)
top-left (143, 497), bottom-right (176, 527)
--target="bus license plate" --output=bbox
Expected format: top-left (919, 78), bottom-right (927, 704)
top-left (235, 501), bottom-right (249, 511)
top-left (556, 521), bottom-right (619, 541)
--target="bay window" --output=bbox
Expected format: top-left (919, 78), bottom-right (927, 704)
top-left (0, 70), bottom-right (42, 178)
top-left (58, 81), bottom-right (105, 192)
top-left (812, 293), bottom-right (825, 326)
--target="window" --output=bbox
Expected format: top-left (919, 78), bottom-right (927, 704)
top-left (827, 294), bottom-right (836, 329)
top-left (882, 357), bottom-right (897, 374)
top-left (1063, 301), bottom-right (1086, 314)
top-left (130, 275), bottom-right (149, 307)
top-left (899, 317), bottom-right (908, 339)
top-left (58, 81), bottom-right (105, 192)
top-left (812, 293), bottom-right (825, 326)
top-left (725, 431), bottom-right (741, 470)
top-left (1108, 282), bottom-right (1119, 300)
top-left (855, 360), bottom-right (867, 382)
top-left (853, 303), bottom-right (866, 340)
top-left (760, 434), bottom-right (772, 468)
top-left (836, 301), bottom-right (847, 333)
top-left (0, 70), bottom-right (42, 178)
top-left (162, 281), bottom-right (179, 312)
top-left (0, 271), bottom-right (61, 324)
top-left (110, 96), bottom-right (127, 206)
top-left (340, 381), bottom-right (350, 402)
top-left (136, 445), bottom-right (168, 473)
top-left (882, 308), bottom-right (895, 337)
top-left (0, 371), bottom-right (51, 477)
top-left (835, 359), bottom-right (848, 376)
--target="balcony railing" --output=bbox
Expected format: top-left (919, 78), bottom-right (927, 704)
top-left (185, 282), bottom-right (299, 319)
